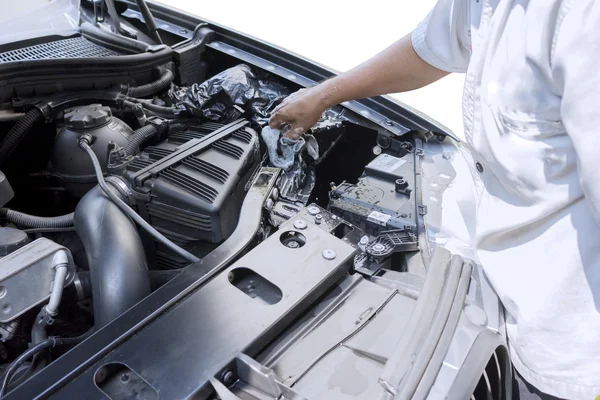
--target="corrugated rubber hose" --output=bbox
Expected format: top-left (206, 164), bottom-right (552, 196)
top-left (124, 124), bottom-right (158, 156)
top-left (127, 68), bottom-right (174, 98)
top-left (0, 108), bottom-right (44, 165)
top-left (0, 208), bottom-right (74, 228)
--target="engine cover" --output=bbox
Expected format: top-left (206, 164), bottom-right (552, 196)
top-left (120, 119), bottom-right (259, 268)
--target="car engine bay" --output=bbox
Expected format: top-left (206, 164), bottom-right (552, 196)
top-left (0, 3), bottom-right (470, 398)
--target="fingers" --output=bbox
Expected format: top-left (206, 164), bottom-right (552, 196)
top-left (283, 124), bottom-right (306, 140)
top-left (268, 110), bottom-right (289, 129)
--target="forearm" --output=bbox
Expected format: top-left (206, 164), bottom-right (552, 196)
top-left (315, 33), bottom-right (449, 108)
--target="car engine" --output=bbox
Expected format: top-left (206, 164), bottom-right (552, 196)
top-left (0, 18), bottom-right (427, 396)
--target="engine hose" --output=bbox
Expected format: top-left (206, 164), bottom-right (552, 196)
top-left (0, 330), bottom-right (93, 397)
top-left (78, 135), bottom-right (199, 264)
top-left (124, 124), bottom-right (158, 156)
top-left (9, 255), bottom-right (69, 392)
top-left (127, 68), bottom-right (174, 98)
top-left (123, 98), bottom-right (178, 118)
top-left (0, 209), bottom-right (74, 228)
top-left (74, 182), bottom-right (151, 328)
top-left (0, 108), bottom-right (44, 166)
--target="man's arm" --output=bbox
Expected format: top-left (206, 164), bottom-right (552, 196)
top-left (553, 0), bottom-right (600, 222)
top-left (269, 34), bottom-right (448, 138)
top-left (269, 0), bottom-right (472, 138)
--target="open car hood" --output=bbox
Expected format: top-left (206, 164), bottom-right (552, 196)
top-left (0, 0), bottom-right (80, 45)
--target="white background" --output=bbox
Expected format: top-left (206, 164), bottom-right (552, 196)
top-left (156, 0), bottom-right (465, 139)
top-left (1, 0), bottom-right (465, 138)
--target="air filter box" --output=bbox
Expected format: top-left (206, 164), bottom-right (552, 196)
top-left (119, 119), bottom-right (259, 268)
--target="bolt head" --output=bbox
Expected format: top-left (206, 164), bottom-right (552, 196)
top-left (359, 235), bottom-right (369, 245)
top-left (293, 219), bottom-right (307, 230)
top-left (307, 206), bottom-right (320, 215)
top-left (372, 243), bottom-right (385, 252)
top-left (222, 370), bottom-right (235, 385)
top-left (322, 249), bottom-right (336, 260)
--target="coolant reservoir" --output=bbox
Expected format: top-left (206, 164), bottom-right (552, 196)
top-left (50, 104), bottom-right (132, 197)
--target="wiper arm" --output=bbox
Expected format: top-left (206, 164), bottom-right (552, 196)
top-left (135, 0), bottom-right (163, 44)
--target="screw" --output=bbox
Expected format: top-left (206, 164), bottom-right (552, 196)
top-left (401, 213), bottom-right (408, 218)
top-left (359, 235), bottom-right (369, 246)
top-left (287, 240), bottom-right (299, 249)
top-left (372, 146), bottom-right (382, 155)
top-left (372, 243), bottom-right (385, 252)
top-left (307, 206), bottom-right (320, 215)
top-left (222, 370), bottom-right (235, 385)
top-left (384, 119), bottom-right (394, 126)
top-left (293, 219), bottom-right (307, 230)
top-left (476, 162), bottom-right (484, 173)
top-left (179, 28), bottom-right (188, 34)
top-left (315, 214), bottom-right (323, 224)
top-left (322, 249), bottom-right (336, 260)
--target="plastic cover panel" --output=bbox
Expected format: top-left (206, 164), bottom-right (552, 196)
top-left (122, 120), bottom-right (260, 268)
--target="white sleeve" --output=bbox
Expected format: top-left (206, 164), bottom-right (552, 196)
top-left (411, 0), bottom-right (472, 73)
top-left (553, 0), bottom-right (600, 222)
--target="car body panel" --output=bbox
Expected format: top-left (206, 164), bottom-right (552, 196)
top-left (0, 2), bottom-right (508, 399)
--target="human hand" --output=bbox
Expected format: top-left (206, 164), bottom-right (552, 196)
top-left (268, 86), bottom-right (329, 139)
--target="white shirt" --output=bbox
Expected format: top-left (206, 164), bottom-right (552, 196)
top-left (412, 1), bottom-right (600, 399)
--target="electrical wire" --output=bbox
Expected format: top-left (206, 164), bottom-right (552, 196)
top-left (23, 227), bottom-right (76, 234)
top-left (78, 137), bottom-right (200, 263)
top-left (0, 330), bottom-right (93, 397)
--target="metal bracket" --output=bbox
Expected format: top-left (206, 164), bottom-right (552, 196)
top-left (212, 354), bottom-right (308, 400)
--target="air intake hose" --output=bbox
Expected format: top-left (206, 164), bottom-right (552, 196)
top-left (0, 108), bottom-right (44, 165)
top-left (127, 68), bottom-right (174, 98)
top-left (74, 180), bottom-right (150, 328)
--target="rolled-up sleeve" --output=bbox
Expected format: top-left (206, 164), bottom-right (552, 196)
top-left (553, 0), bottom-right (600, 223)
top-left (411, 0), bottom-right (472, 73)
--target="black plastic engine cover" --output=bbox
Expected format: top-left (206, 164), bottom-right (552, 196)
top-left (120, 119), bottom-right (259, 268)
